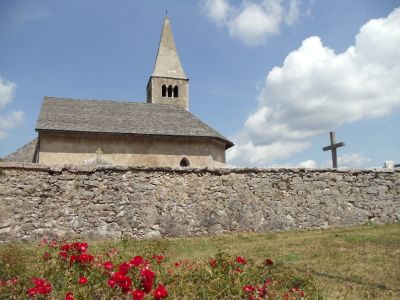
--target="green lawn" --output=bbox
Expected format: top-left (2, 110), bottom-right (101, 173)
top-left (1, 224), bottom-right (399, 299)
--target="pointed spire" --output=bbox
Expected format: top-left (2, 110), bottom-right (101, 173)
top-left (151, 16), bottom-right (187, 79)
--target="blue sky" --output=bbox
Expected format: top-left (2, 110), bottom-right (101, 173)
top-left (0, 0), bottom-right (399, 168)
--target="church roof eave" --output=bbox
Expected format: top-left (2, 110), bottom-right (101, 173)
top-left (35, 97), bottom-right (233, 147)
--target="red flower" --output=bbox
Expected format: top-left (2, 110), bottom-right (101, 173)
top-left (132, 289), bottom-right (145, 300)
top-left (174, 261), bottom-right (180, 267)
top-left (103, 261), bottom-right (114, 270)
top-left (27, 278), bottom-right (52, 296)
top-left (43, 252), bottom-right (51, 260)
top-left (108, 271), bottom-right (133, 293)
top-left (61, 244), bottom-right (72, 252)
top-left (284, 287), bottom-right (305, 299)
top-left (265, 259), bottom-right (273, 266)
top-left (37, 284), bottom-right (52, 294)
top-left (118, 262), bottom-right (131, 275)
top-left (152, 255), bottom-right (165, 264)
top-left (78, 276), bottom-right (88, 285)
top-left (107, 278), bottom-right (116, 288)
top-left (65, 291), bottom-right (74, 300)
top-left (257, 285), bottom-right (267, 298)
top-left (59, 251), bottom-right (68, 260)
top-left (130, 256), bottom-right (144, 267)
top-left (113, 271), bottom-right (125, 282)
top-left (242, 285), bottom-right (255, 293)
top-left (27, 287), bottom-right (37, 297)
top-left (236, 256), bottom-right (246, 265)
top-left (140, 268), bottom-right (155, 293)
top-left (292, 287), bottom-right (305, 297)
top-left (119, 276), bottom-right (132, 293)
top-left (69, 255), bottom-right (78, 264)
top-left (209, 259), bottom-right (217, 267)
top-left (153, 283), bottom-right (168, 300)
top-left (77, 242), bottom-right (88, 253)
top-left (78, 253), bottom-right (94, 265)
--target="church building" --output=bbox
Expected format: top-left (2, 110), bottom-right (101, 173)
top-left (4, 16), bottom-right (233, 168)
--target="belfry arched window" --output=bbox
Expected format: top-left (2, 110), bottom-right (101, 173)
top-left (180, 157), bottom-right (189, 167)
top-left (162, 84), bottom-right (167, 97)
top-left (173, 85), bottom-right (179, 97)
top-left (168, 85), bottom-right (173, 97)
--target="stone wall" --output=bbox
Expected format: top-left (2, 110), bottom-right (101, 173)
top-left (0, 163), bottom-right (399, 242)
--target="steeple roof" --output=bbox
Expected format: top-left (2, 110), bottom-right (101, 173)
top-left (151, 16), bottom-right (187, 80)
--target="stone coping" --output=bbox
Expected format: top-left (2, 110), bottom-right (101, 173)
top-left (0, 162), bottom-right (398, 175)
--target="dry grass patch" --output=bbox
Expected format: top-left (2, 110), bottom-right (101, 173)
top-left (90, 224), bottom-right (400, 299)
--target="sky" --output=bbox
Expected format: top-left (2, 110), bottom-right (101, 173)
top-left (0, 0), bottom-right (399, 168)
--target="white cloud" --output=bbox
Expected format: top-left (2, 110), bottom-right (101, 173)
top-left (322, 153), bottom-right (372, 168)
top-left (269, 159), bottom-right (316, 168)
top-left (228, 7), bottom-right (400, 167)
top-left (227, 139), bottom-right (310, 167)
top-left (285, 0), bottom-right (301, 25)
top-left (201, 0), bottom-right (302, 46)
top-left (0, 78), bottom-right (17, 109)
top-left (0, 77), bottom-right (24, 139)
top-left (337, 154), bottom-right (372, 168)
top-left (202, 0), bottom-right (231, 25)
top-left (298, 159), bottom-right (316, 168)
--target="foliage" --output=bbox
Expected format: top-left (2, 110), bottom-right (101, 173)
top-left (1, 224), bottom-right (399, 299)
top-left (0, 239), bottom-right (321, 299)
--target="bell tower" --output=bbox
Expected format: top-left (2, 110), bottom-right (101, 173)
top-left (146, 16), bottom-right (189, 110)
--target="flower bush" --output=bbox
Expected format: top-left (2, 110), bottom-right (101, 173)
top-left (0, 239), bottom-right (321, 299)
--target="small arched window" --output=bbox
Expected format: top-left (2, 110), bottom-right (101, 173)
top-left (167, 85), bottom-right (173, 97)
top-left (180, 157), bottom-right (189, 167)
top-left (162, 84), bottom-right (167, 97)
top-left (173, 85), bottom-right (179, 97)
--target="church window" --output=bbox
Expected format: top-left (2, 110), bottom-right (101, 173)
top-left (162, 84), bottom-right (167, 97)
top-left (180, 157), bottom-right (189, 167)
top-left (173, 85), bottom-right (179, 97)
top-left (168, 85), bottom-right (173, 97)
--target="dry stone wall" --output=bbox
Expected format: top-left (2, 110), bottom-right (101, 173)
top-left (0, 163), bottom-right (399, 242)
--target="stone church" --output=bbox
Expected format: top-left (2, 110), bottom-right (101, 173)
top-left (4, 16), bottom-right (233, 168)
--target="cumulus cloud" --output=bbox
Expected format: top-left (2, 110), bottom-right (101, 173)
top-left (227, 139), bottom-right (310, 166)
top-left (298, 159), bottom-right (316, 168)
top-left (269, 159), bottom-right (316, 168)
top-left (331, 153), bottom-right (372, 168)
top-left (201, 0), bottom-right (302, 46)
top-left (0, 77), bottom-right (24, 139)
top-left (0, 78), bottom-right (16, 109)
top-left (202, 0), bottom-right (231, 25)
top-left (228, 7), bottom-right (400, 167)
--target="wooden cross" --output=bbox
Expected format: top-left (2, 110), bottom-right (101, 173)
top-left (322, 131), bottom-right (345, 168)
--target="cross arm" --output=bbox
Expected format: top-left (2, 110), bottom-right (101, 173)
top-left (323, 142), bottom-right (345, 151)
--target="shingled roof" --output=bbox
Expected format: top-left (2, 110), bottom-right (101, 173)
top-left (36, 97), bottom-right (233, 149)
top-left (3, 138), bottom-right (38, 163)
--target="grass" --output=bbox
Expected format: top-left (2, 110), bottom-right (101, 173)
top-left (1, 223), bottom-right (399, 299)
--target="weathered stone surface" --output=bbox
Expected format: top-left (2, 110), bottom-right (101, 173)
top-left (0, 164), bottom-right (399, 242)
